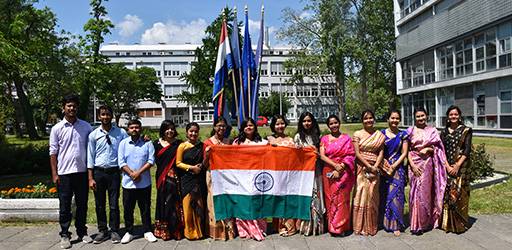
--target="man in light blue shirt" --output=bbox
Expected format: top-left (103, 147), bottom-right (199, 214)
top-left (87, 105), bottom-right (128, 244)
top-left (117, 119), bottom-right (156, 244)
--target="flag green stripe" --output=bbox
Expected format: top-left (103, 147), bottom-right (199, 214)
top-left (213, 194), bottom-right (311, 220)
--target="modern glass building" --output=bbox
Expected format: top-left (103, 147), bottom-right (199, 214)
top-left (394, 0), bottom-right (512, 135)
top-left (100, 44), bottom-right (337, 127)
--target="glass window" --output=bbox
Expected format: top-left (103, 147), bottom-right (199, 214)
top-left (486, 30), bottom-right (497, 70)
top-left (498, 21), bottom-right (512, 68)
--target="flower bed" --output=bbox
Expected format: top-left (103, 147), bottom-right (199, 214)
top-left (0, 183), bottom-right (59, 222)
top-left (0, 183), bottom-right (57, 199)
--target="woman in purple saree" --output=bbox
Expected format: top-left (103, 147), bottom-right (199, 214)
top-left (380, 110), bottom-right (408, 236)
top-left (407, 107), bottom-right (448, 234)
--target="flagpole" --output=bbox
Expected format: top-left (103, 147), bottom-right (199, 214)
top-left (231, 7), bottom-right (240, 126)
top-left (245, 6), bottom-right (252, 118)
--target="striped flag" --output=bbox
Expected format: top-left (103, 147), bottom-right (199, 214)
top-left (209, 145), bottom-right (316, 220)
top-left (212, 19), bottom-right (234, 121)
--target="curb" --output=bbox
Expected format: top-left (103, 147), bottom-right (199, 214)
top-left (470, 171), bottom-right (510, 190)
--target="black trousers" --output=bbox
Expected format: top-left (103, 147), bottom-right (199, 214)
top-left (93, 167), bottom-right (120, 233)
top-left (123, 186), bottom-right (152, 233)
top-left (57, 172), bottom-right (89, 238)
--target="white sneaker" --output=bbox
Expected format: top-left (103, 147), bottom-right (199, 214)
top-left (144, 232), bottom-right (157, 243)
top-left (120, 232), bottom-right (133, 244)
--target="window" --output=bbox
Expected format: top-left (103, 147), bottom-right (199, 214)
top-left (156, 70), bottom-right (161, 77)
top-left (126, 52), bottom-right (130, 56)
top-left (455, 38), bottom-right (473, 77)
top-left (500, 78), bottom-right (512, 128)
top-left (486, 30), bottom-right (497, 70)
top-left (192, 108), bottom-right (214, 122)
top-left (260, 63), bottom-right (268, 76)
top-left (401, 61), bottom-right (411, 88)
top-left (425, 90), bottom-right (436, 125)
top-left (476, 82), bottom-right (498, 128)
top-left (454, 84), bottom-right (474, 127)
top-left (402, 94), bottom-right (413, 126)
top-left (164, 62), bottom-right (189, 77)
top-left (475, 33), bottom-right (485, 72)
top-left (270, 62), bottom-right (285, 76)
top-left (438, 45), bottom-right (454, 80)
top-left (498, 21), bottom-right (512, 68)
top-left (438, 87), bottom-right (454, 126)
top-left (137, 108), bottom-right (162, 118)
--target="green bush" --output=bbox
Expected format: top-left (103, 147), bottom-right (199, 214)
top-left (468, 143), bottom-right (495, 182)
top-left (0, 143), bottom-right (50, 175)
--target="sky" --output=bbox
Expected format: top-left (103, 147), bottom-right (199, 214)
top-left (35, 0), bottom-right (306, 46)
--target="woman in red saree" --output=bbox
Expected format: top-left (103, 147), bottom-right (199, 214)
top-left (319, 115), bottom-right (355, 236)
top-left (352, 110), bottom-right (386, 236)
top-left (153, 120), bottom-right (184, 240)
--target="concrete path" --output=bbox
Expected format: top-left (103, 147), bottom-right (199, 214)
top-left (1, 214), bottom-right (511, 250)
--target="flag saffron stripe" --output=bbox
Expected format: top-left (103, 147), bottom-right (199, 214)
top-left (209, 145), bottom-right (316, 171)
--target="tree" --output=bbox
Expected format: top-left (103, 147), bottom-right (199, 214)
top-left (279, 0), bottom-right (397, 119)
top-left (78, 0), bottom-right (113, 119)
top-left (176, 8), bottom-right (235, 107)
top-left (350, 0), bottom-right (398, 115)
top-left (96, 64), bottom-right (162, 124)
top-left (279, 0), bottom-right (353, 121)
top-left (258, 91), bottom-right (291, 118)
top-left (0, 0), bottom-right (69, 139)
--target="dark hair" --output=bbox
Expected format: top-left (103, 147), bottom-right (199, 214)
top-left (236, 118), bottom-right (262, 144)
top-left (98, 105), bottom-right (113, 115)
top-left (159, 120), bottom-right (177, 138)
top-left (297, 112), bottom-right (320, 147)
top-left (386, 109), bottom-right (401, 120)
top-left (445, 105), bottom-right (463, 127)
top-left (186, 122), bottom-right (200, 132)
top-left (414, 106), bottom-right (429, 116)
top-left (325, 114), bottom-right (341, 125)
top-left (127, 119), bottom-right (142, 127)
top-left (360, 109), bottom-right (375, 121)
top-left (210, 116), bottom-right (228, 136)
top-left (270, 114), bottom-right (288, 134)
top-left (62, 94), bottom-right (79, 106)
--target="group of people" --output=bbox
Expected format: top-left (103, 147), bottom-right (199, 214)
top-left (50, 93), bottom-right (473, 249)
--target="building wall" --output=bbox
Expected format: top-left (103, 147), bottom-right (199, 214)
top-left (396, 0), bottom-right (512, 60)
top-left (395, 0), bottom-right (512, 134)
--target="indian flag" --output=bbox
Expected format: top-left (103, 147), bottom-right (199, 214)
top-left (209, 145), bottom-right (316, 220)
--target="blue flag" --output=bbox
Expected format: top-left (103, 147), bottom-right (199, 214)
top-left (239, 9), bottom-right (257, 121)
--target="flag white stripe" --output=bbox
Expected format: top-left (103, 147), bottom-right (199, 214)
top-left (211, 169), bottom-right (314, 197)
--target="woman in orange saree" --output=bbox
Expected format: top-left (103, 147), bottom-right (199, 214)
top-left (352, 110), bottom-right (386, 236)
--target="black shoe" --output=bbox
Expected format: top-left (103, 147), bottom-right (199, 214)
top-left (93, 231), bottom-right (109, 244)
top-left (111, 231), bottom-right (121, 244)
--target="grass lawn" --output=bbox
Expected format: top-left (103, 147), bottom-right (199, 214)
top-left (1, 125), bottom-right (510, 226)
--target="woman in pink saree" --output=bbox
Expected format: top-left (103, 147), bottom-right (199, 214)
top-left (407, 107), bottom-right (448, 234)
top-left (319, 115), bottom-right (355, 236)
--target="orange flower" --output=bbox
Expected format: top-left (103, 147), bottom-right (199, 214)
top-left (48, 187), bottom-right (57, 193)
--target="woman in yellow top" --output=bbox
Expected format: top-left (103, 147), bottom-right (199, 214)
top-left (176, 122), bottom-right (206, 240)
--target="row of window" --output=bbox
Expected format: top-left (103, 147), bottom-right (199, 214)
top-left (137, 108), bottom-right (162, 118)
top-left (401, 77), bottom-right (512, 129)
top-left (401, 20), bottom-right (512, 89)
top-left (112, 51), bottom-right (195, 57)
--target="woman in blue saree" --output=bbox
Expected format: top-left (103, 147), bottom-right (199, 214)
top-left (380, 110), bottom-right (408, 236)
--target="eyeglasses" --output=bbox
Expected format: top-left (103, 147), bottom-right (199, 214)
top-left (105, 134), bottom-right (112, 145)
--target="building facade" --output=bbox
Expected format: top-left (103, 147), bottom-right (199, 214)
top-left (100, 44), bottom-right (337, 127)
top-left (394, 0), bottom-right (512, 134)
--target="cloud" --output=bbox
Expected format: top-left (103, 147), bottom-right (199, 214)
top-left (117, 14), bottom-right (143, 38)
top-left (240, 19), bottom-right (277, 44)
top-left (141, 19), bottom-right (208, 44)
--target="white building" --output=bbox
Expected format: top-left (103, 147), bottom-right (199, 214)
top-left (100, 44), bottom-right (337, 127)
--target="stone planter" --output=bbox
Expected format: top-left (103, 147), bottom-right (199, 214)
top-left (0, 198), bottom-right (59, 222)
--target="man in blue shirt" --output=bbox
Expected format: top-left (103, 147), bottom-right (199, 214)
top-left (117, 119), bottom-right (157, 244)
top-left (87, 105), bottom-right (128, 244)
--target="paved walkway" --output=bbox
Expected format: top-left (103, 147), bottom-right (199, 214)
top-left (1, 214), bottom-right (511, 250)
